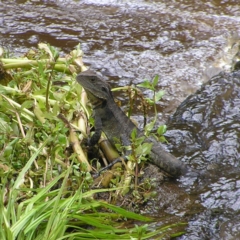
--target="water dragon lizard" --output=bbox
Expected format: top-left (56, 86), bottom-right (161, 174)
top-left (76, 69), bottom-right (190, 177)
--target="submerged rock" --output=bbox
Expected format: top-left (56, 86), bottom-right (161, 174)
top-left (166, 70), bottom-right (240, 171)
top-left (164, 70), bottom-right (240, 239)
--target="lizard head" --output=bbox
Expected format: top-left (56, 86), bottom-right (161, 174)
top-left (76, 69), bottom-right (112, 100)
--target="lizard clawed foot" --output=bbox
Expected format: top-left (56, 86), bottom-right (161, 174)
top-left (92, 157), bottom-right (126, 178)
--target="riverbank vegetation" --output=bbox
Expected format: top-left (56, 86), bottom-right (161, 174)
top-left (0, 43), bottom-right (186, 239)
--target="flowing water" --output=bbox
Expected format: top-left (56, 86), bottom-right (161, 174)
top-left (1, 0), bottom-right (240, 238)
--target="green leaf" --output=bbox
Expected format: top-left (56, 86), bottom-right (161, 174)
top-left (152, 75), bottom-right (159, 88)
top-left (134, 136), bottom-right (145, 145)
top-left (49, 44), bottom-right (59, 61)
top-left (158, 135), bottom-right (168, 143)
top-left (0, 118), bottom-right (12, 134)
top-left (33, 103), bottom-right (45, 124)
top-left (21, 100), bottom-right (33, 110)
top-left (137, 80), bottom-right (153, 90)
top-left (114, 143), bottom-right (122, 152)
top-left (58, 134), bottom-right (67, 145)
top-left (157, 125), bottom-right (167, 135)
top-left (155, 90), bottom-right (165, 102)
top-left (52, 91), bottom-right (65, 101)
top-left (144, 121), bottom-right (155, 133)
top-left (52, 102), bottom-right (60, 115)
top-left (145, 98), bottom-right (154, 105)
top-left (99, 202), bottom-right (152, 222)
top-left (3, 145), bottom-right (13, 158)
top-left (130, 128), bottom-right (137, 140)
top-left (142, 142), bottom-right (153, 155)
top-left (136, 142), bottom-right (152, 157)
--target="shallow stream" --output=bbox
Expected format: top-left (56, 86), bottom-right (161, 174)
top-left (1, 0), bottom-right (240, 238)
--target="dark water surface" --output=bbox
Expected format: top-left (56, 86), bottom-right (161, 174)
top-left (1, 0), bottom-right (240, 239)
top-left (1, 0), bottom-right (240, 116)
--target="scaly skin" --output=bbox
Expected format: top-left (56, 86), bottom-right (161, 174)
top-left (76, 69), bottom-right (189, 177)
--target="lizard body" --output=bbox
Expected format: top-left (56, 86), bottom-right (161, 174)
top-left (77, 69), bottom-right (189, 177)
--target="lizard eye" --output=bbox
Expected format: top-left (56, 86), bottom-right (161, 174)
top-left (101, 87), bottom-right (107, 92)
top-left (90, 78), bottom-right (95, 82)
